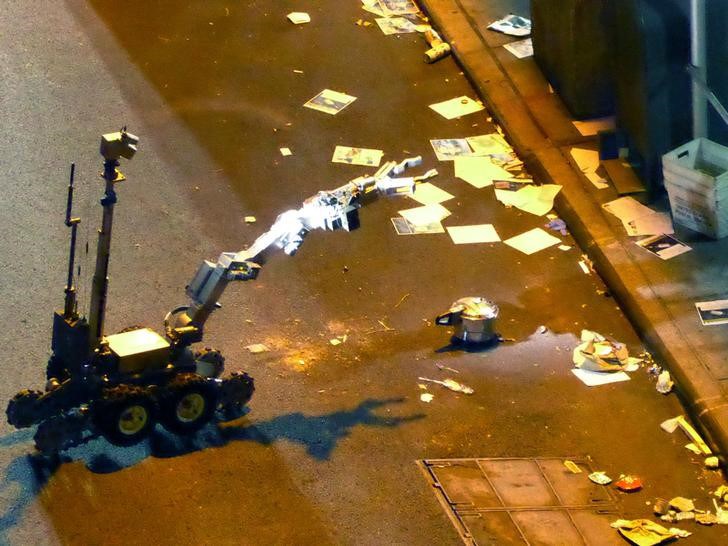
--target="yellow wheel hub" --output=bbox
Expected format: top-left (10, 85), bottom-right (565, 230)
top-left (176, 393), bottom-right (206, 423)
top-left (117, 405), bottom-right (149, 436)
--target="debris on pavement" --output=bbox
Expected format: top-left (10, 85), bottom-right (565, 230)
top-left (304, 89), bottom-right (357, 115)
top-left (545, 218), bottom-right (568, 236)
top-left (391, 217), bottom-right (445, 235)
top-left (375, 16), bottom-right (418, 35)
top-left (446, 224), bottom-right (501, 244)
top-left (487, 14), bottom-right (531, 37)
top-left (655, 370), bottom-right (674, 394)
top-left (572, 368), bottom-right (630, 386)
top-left (695, 298), bottom-right (728, 326)
top-left (466, 133), bottom-right (511, 155)
top-left (610, 519), bottom-right (682, 546)
top-left (329, 335), bottom-right (347, 346)
top-left (409, 181), bottom-right (454, 205)
top-left (245, 343), bottom-right (270, 354)
top-left (378, 0), bottom-right (419, 16)
top-left (435, 362), bottom-right (459, 374)
top-left (569, 147), bottom-right (609, 189)
top-left (578, 260), bottom-right (591, 275)
top-left (332, 145), bottom-right (383, 167)
top-left (398, 203), bottom-right (451, 227)
top-left (361, 0), bottom-right (387, 17)
top-left (420, 27), bottom-right (451, 63)
top-left (636, 234), bottom-right (692, 260)
top-left (653, 498), bottom-right (670, 516)
top-left (435, 296), bottom-right (499, 345)
top-left (603, 196), bottom-right (674, 237)
top-left (244, 216), bottom-right (257, 224)
top-left (589, 471), bottom-right (612, 485)
top-left (287, 12), bottom-right (311, 25)
top-left (503, 38), bottom-right (533, 59)
top-left (418, 377), bottom-right (474, 395)
top-left (430, 138), bottom-right (473, 161)
top-left (705, 456), bottom-right (720, 469)
top-left (279, 147), bottom-right (293, 156)
top-left (420, 392), bottom-right (434, 403)
top-left (572, 329), bottom-right (630, 373)
top-left (504, 227), bottom-right (561, 255)
top-left (456, 156), bottom-right (512, 187)
top-left (558, 244), bottom-right (572, 251)
top-left (563, 460), bottom-right (582, 474)
top-left (714, 499), bottom-right (728, 524)
top-left (615, 475), bottom-right (643, 492)
top-left (660, 415), bottom-right (712, 455)
top-left (429, 96), bottom-right (485, 120)
top-left (494, 183), bottom-right (562, 216)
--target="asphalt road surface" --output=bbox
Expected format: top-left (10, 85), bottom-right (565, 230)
top-left (1, 1), bottom-right (726, 545)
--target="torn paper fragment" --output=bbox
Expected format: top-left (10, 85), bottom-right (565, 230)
top-left (361, 0), bottom-right (386, 17)
top-left (399, 203), bottom-right (451, 227)
top-left (695, 299), bottom-right (728, 326)
top-left (455, 156), bottom-right (511, 188)
top-left (430, 138), bottom-right (473, 161)
top-left (578, 260), bottom-right (590, 274)
top-left (636, 234), bottom-right (691, 260)
top-left (572, 368), bottom-right (631, 386)
top-left (558, 244), bottom-right (572, 251)
top-left (488, 15), bottom-right (531, 37)
top-left (611, 519), bottom-right (678, 546)
top-left (280, 147), bottom-right (292, 156)
top-left (418, 376), bottom-right (474, 394)
top-left (409, 182), bottom-right (455, 205)
top-left (287, 12), bottom-right (311, 24)
top-left (447, 224), bottom-right (501, 244)
top-left (603, 197), bottom-right (674, 236)
top-left (661, 415), bottom-right (712, 455)
top-left (420, 392), bottom-right (434, 403)
top-left (304, 89), bottom-right (357, 115)
top-left (429, 96), bottom-right (485, 120)
top-left (378, 0), bottom-right (420, 16)
top-left (573, 116), bottom-right (616, 137)
top-left (244, 216), bottom-right (257, 224)
top-left (245, 343), bottom-right (270, 354)
top-left (391, 217), bottom-right (444, 235)
top-left (504, 228), bottom-right (561, 255)
top-left (503, 38), bottom-right (533, 58)
top-left (570, 147), bottom-right (601, 172)
top-left (375, 16), bottom-right (417, 35)
top-left (332, 145), bottom-right (383, 167)
top-left (466, 133), bottom-right (511, 155)
top-left (512, 184), bottom-right (562, 216)
top-left (563, 460), bottom-right (582, 474)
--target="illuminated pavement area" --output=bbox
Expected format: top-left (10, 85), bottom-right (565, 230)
top-left (0, 1), bottom-right (727, 544)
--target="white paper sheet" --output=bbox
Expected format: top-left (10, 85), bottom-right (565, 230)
top-left (487, 15), bottom-right (531, 37)
top-left (429, 96), bottom-right (485, 120)
top-left (409, 182), bottom-right (455, 205)
top-left (495, 184), bottom-right (562, 216)
top-left (430, 139), bottom-right (473, 161)
top-left (455, 156), bottom-right (511, 188)
top-left (636, 234), bottom-right (692, 260)
top-left (466, 133), bottom-right (511, 155)
top-left (304, 89), bottom-right (357, 115)
top-left (375, 17), bottom-right (417, 35)
top-left (287, 12), bottom-right (311, 24)
top-left (504, 228), bottom-right (561, 255)
top-left (399, 203), bottom-right (451, 226)
top-left (571, 368), bottom-right (631, 387)
top-left (446, 224), bottom-right (501, 244)
top-left (695, 299), bottom-right (728, 326)
top-left (503, 38), bottom-right (533, 59)
top-left (603, 197), bottom-right (674, 236)
top-left (331, 145), bottom-right (383, 167)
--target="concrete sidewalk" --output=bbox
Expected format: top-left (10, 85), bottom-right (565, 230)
top-left (420, 0), bottom-right (728, 463)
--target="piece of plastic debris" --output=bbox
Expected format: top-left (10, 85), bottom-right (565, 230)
top-left (616, 475), bottom-right (643, 492)
top-left (245, 343), bottom-right (270, 354)
top-left (418, 376), bottom-right (474, 395)
top-left (696, 512), bottom-right (718, 525)
top-left (420, 393), bottom-right (434, 403)
top-left (655, 371), bottom-right (674, 394)
top-left (705, 456), bottom-right (720, 469)
top-left (563, 460), bottom-right (582, 474)
top-left (653, 499), bottom-right (669, 516)
top-left (610, 519), bottom-right (679, 546)
top-left (660, 415), bottom-right (712, 455)
top-left (244, 216), bottom-right (257, 224)
top-left (287, 12), bottom-right (311, 24)
top-left (545, 218), bottom-right (568, 236)
top-left (588, 471), bottom-right (612, 485)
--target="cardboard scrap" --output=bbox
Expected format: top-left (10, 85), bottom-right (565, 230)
top-left (610, 519), bottom-right (680, 546)
top-left (409, 182), bottom-right (455, 205)
top-left (504, 227), bottom-right (561, 255)
top-left (446, 224), bottom-right (501, 244)
top-left (572, 116), bottom-right (616, 137)
top-left (429, 96), bottom-right (484, 120)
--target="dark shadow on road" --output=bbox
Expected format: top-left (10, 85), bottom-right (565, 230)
top-left (435, 336), bottom-right (501, 354)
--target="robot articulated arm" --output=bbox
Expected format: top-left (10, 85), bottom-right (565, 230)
top-left (165, 157), bottom-right (437, 345)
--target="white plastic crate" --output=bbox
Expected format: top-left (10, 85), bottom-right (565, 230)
top-left (663, 138), bottom-right (728, 239)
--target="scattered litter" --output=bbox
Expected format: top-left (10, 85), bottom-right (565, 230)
top-left (713, 485), bottom-right (728, 502)
top-left (696, 512), bottom-right (718, 525)
top-left (420, 27), bottom-right (451, 63)
top-left (603, 196), bottom-right (674, 236)
top-left (446, 224), bottom-right (501, 244)
top-left (398, 203), bottom-right (451, 227)
top-left (409, 182), bottom-right (455, 205)
top-left (545, 218), bottom-right (568, 236)
top-left (589, 471), bottom-right (612, 485)
top-left (705, 456), bottom-right (720, 469)
top-left (332, 145), bottom-right (383, 167)
top-left (578, 260), bottom-right (591, 275)
top-left (611, 519), bottom-right (679, 546)
top-left (487, 14), bottom-right (531, 36)
top-left (669, 527), bottom-right (691, 538)
top-left (375, 16), bottom-right (417, 35)
top-left (420, 392), bottom-right (434, 403)
top-left (569, 147), bottom-right (608, 189)
top-left (558, 244), bottom-right (572, 251)
top-left (287, 12), bottom-right (311, 24)
top-left (660, 415), bottom-right (712, 455)
top-left (329, 335), bottom-right (347, 346)
top-left (504, 227), bottom-right (561, 255)
top-left (467, 133), bottom-right (511, 155)
top-left (429, 96), bottom-right (485, 120)
top-left (653, 499), bottom-right (670, 516)
top-left (456, 156), bottom-right (512, 187)
top-left (573, 329), bottom-right (630, 373)
top-left (572, 116), bottom-right (615, 137)
top-left (293, 69), bottom-right (304, 74)
top-left (563, 460), bottom-right (582, 474)
top-left (503, 38), bottom-right (533, 59)
top-left (418, 376), bottom-right (474, 394)
top-left (494, 184), bottom-right (562, 216)
top-left (430, 138), bottom-right (473, 161)
top-left (572, 368), bottom-right (630, 386)
top-left (714, 499), bottom-right (728, 524)
top-left (695, 298), bottom-right (728, 326)
top-left (655, 371), bottom-right (674, 394)
top-left (616, 475), bottom-right (643, 492)
top-left (280, 147), bottom-right (292, 156)
top-left (304, 89), bottom-right (357, 115)
top-left (636, 234), bottom-right (692, 260)
top-left (244, 216), bottom-right (257, 224)
top-left (669, 497), bottom-right (695, 513)
top-left (391, 217), bottom-right (444, 235)
top-left (685, 443), bottom-right (702, 455)
top-left (394, 293), bottom-right (410, 307)
top-left (361, 0), bottom-right (387, 17)
top-left (435, 363), bottom-right (460, 374)
top-left (245, 343), bottom-right (270, 354)
top-left (378, 0), bottom-right (419, 16)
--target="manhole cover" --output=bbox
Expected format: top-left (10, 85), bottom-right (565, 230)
top-left (418, 458), bottom-right (621, 546)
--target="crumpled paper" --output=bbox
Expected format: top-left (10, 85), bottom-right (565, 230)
top-left (573, 329), bottom-right (633, 373)
top-left (610, 519), bottom-right (680, 546)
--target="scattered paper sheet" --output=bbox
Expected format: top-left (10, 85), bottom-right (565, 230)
top-left (245, 343), bottom-right (270, 354)
top-left (304, 89), bottom-right (357, 115)
top-left (569, 147), bottom-right (608, 189)
top-left (244, 216), bottom-right (256, 223)
top-left (503, 38), bottom-right (533, 59)
top-left (466, 133), bottom-right (511, 155)
top-left (332, 145), bottom-right (383, 167)
top-left (636, 234), bottom-right (691, 260)
top-left (279, 147), bottom-right (292, 156)
top-left (695, 299), bottom-right (728, 326)
top-left (504, 228), bottom-right (561, 255)
top-left (378, 0), bottom-right (419, 16)
top-left (410, 182), bottom-right (455, 205)
top-left (610, 519), bottom-right (679, 546)
top-left (572, 116), bottom-right (616, 137)
top-left (391, 217), bottom-right (444, 235)
top-left (558, 244), bottom-right (571, 251)
top-left (487, 15), bottom-right (531, 36)
top-left (603, 196), bottom-right (674, 236)
top-left (572, 368), bottom-right (631, 386)
top-left (399, 203), bottom-right (451, 226)
top-left (375, 17), bottom-right (417, 34)
top-left (430, 138), bottom-right (473, 161)
top-left (447, 224), bottom-right (501, 244)
top-left (361, 0), bottom-right (386, 17)
top-left (429, 96), bottom-right (485, 120)
top-left (455, 156), bottom-right (511, 188)
top-left (287, 12), bottom-right (311, 24)
top-left (495, 184), bottom-right (562, 216)
top-left (660, 415), bottom-right (712, 455)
